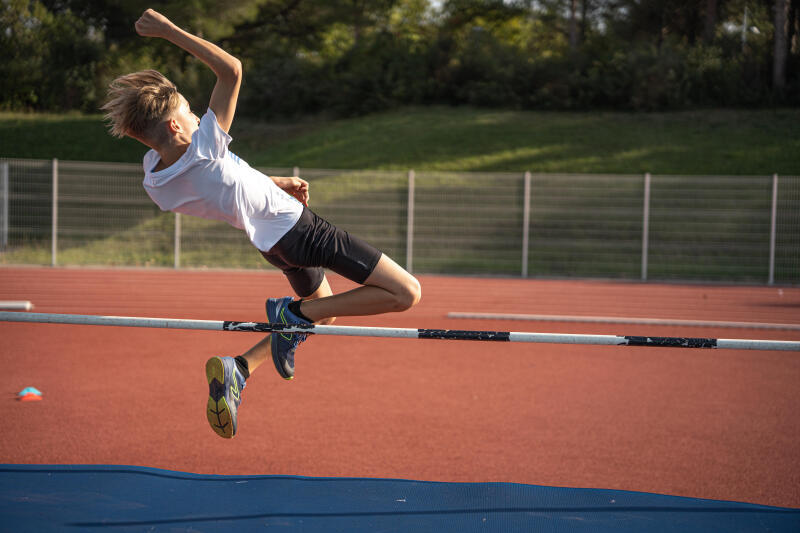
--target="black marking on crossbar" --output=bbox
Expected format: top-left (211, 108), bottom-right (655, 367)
top-left (222, 321), bottom-right (315, 333)
top-left (418, 329), bottom-right (511, 341)
top-left (624, 336), bottom-right (718, 348)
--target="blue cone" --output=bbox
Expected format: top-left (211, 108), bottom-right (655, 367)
top-left (18, 387), bottom-right (42, 397)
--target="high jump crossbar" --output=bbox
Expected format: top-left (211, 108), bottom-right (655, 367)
top-left (447, 312), bottom-right (800, 331)
top-left (0, 301), bottom-right (34, 311)
top-left (1, 312), bottom-right (798, 352)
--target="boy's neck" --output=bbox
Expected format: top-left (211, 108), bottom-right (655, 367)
top-left (155, 142), bottom-right (190, 171)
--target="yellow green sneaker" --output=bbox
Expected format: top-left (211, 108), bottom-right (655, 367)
top-left (205, 356), bottom-right (246, 439)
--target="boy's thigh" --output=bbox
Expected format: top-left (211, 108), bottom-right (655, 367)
top-left (363, 253), bottom-right (416, 291)
top-left (323, 231), bottom-right (382, 285)
top-left (263, 207), bottom-right (384, 290)
top-left (271, 208), bottom-right (383, 286)
top-left (305, 275), bottom-right (333, 300)
top-left (260, 251), bottom-right (324, 298)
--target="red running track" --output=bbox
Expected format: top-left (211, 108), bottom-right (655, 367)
top-left (1, 267), bottom-right (799, 508)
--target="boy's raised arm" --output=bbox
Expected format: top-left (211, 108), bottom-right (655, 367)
top-left (135, 9), bottom-right (241, 133)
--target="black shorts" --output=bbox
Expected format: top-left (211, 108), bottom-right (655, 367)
top-left (261, 207), bottom-right (383, 297)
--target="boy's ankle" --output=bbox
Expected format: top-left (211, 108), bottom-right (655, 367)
top-left (288, 300), bottom-right (313, 323)
top-left (234, 355), bottom-right (250, 379)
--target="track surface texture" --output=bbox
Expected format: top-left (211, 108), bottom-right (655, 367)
top-left (1, 267), bottom-right (798, 508)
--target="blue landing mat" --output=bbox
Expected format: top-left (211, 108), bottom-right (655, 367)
top-left (1, 465), bottom-right (798, 532)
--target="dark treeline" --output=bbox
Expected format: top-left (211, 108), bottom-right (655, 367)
top-left (2, 0), bottom-right (798, 117)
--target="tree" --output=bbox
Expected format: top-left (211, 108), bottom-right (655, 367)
top-left (773, 0), bottom-right (790, 90)
top-left (1, 0), bottom-right (104, 110)
top-left (703, 0), bottom-right (720, 43)
top-left (790, 1), bottom-right (799, 54)
top-left (568, 0), bottom-right (579, 49)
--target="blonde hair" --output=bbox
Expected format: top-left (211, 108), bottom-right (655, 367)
top-left (101, 70), bottom-right (182, 144)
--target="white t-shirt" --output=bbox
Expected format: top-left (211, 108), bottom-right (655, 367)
top-left (142, 109), bottom-right (302, 252)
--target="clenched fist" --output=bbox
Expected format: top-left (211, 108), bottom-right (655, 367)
top-left (135, 9), bottom-right (175, 39)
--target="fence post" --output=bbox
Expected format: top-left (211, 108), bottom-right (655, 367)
top-left (406, 169), bottom-right (415, 273)
top-left (768, 173), bottom-right (778, 285)
top-left (641, 172), bottom-right (651, 281)
top-left (522, 171), bottom-right (531, 278)
top-left (174, 213), bottom-right (181, 269)
top-left (1, 162), bottom-right (8, 250)
top-left (51, 158), bottom-right (58, 267)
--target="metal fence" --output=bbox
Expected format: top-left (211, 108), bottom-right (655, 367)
top-left (1, 158), bottom-right (798, 285)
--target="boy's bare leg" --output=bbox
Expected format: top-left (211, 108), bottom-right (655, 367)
top-left (304, 275), bottom-right (336, 325)
top-left (239, 335), bottom-right (272, 374)
top-left (298, 254), bottom-right (421, 322)
top-left (240, 275), bottom-right (336, 373)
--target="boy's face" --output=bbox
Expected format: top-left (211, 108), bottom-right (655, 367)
top-left (171, 95), bottom-right (200, 140)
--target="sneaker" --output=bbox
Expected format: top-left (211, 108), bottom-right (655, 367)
top-left (205, 356), bottom-right (246, 439)
top-left (266, 297), bottom-right (310, 380)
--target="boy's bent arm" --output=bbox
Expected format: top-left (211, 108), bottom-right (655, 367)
top-left (271, 176), bottom-right (310, 207)
top-left (135, 9), bottom-right (241, 133)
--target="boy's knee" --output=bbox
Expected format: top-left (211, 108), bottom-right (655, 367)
top-left (395, 277), bottom-right (421, 311)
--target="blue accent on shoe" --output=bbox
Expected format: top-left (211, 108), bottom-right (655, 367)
top-left (266, 297), bottom-right (310, 379)
top-left (206, 356), bottom-right (246, 439)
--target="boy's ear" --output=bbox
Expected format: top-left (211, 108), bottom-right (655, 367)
top-left (167, 118), bottom-right (181, 134)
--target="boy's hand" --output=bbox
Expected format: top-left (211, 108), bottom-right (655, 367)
top-left (272, 177), bottom-right (310, 207)
top-left (135, 9), bottom-right (175, 39)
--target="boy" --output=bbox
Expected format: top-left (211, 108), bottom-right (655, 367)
top-left (102, 9), bottom-right (421, 439)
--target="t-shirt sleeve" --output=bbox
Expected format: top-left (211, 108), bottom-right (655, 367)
top-left (194, 108), bottom-right (233, 160)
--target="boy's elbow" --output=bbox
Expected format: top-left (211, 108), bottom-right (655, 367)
top-left (219, 58), bottom-right (242, 82)
top-left (231, 58), bottom-right (242, 78)
top-left (229, 58), bottom-right (242, 80)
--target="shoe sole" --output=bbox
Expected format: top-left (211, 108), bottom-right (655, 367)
top-left (206, 357), bottom-right (235, 439)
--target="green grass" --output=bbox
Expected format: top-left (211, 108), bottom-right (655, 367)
top-left (2, 107), bottom-right (799, 174)
top-left (239, 107), bottom-right (800, 175)
top-left (0, 112), bottom-right (145, 163)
